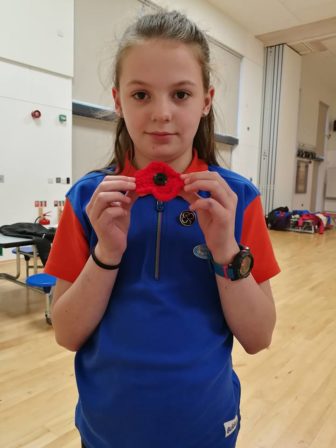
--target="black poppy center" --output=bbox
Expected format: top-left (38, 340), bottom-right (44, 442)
top-left (153, 172), bottom-right (167, 186)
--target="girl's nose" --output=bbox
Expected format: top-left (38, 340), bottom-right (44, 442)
top-left (151, 99), bottom-right (172, 122)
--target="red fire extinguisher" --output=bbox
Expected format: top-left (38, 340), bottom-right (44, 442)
top-left (38, 212), bottom-right (51, 225)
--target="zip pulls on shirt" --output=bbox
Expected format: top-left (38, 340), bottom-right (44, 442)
top-left (155, 200), bottom-right (164, 280)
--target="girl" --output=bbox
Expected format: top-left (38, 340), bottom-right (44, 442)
top-left (45, 10), bottom-right (279, 448)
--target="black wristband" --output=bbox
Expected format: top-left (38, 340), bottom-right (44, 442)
top-left (91, 248), bottom-right (121, 270)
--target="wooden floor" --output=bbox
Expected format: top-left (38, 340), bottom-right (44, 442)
top-left (1, 229), bottom-right (336, 447)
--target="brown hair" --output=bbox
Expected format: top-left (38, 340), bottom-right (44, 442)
top-left (109, 10), bottom-right (218, 172)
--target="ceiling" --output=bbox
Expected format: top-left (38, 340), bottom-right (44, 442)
top-left (207, 0), bottom-right (336, 89)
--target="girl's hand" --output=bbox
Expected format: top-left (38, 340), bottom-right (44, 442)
top-left (180, 171), bottom-right (239, 264)
top-left (86, 176), bottom-right (137, 264)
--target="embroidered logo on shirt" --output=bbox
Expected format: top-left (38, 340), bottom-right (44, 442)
top-left (223, 415), bottom-right (238, 438)
top-left (179, 210), bottom-right (196, 226)
top-left (193, 244), bottom-right (210, 260)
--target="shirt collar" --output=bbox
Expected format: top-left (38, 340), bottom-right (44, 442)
top-left (119, 150), bottom-right (208, 176)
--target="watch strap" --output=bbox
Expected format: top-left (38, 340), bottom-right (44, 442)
top-left (210, 244), bottom-right (252, 281)
top-left (212, 261), bottom-right (234, 279)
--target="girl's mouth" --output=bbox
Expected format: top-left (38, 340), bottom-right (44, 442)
top-left (147, 131), bottom-right (175, 136)
top-left (146, 131), bottom-right (176, 142)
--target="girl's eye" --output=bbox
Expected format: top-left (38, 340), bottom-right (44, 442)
top-left (174, 91), bottom-right (190, 100)
top-left (132, 91), bottom-right (148, 100)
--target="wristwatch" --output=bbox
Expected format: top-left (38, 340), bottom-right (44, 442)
top-left (210, 245), bottom-right (254, 281)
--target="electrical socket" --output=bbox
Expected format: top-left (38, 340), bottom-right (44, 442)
top-left (48, 178), bottom-right (53, 184)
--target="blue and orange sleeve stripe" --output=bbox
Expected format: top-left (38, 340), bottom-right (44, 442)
top-left (44, 199), bottom-right (89, 283)
top-left (240, 196), bottom-right (280, 283)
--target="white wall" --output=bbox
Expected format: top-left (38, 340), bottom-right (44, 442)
top-left (73, 0), bottom-right (140, 107)
top-left (0, 62), bottom-right (72, 226)
top-left (232, 57), bottom-right (263, 184)
top-left (297, 53), bottom-right (336, 212)
top-left (72, 116), bottom-right (115, 180)
top-left (325, 131), bottom-right (336, 210)
top-left (0, 0), bottom-right (74, 76)
top-left (273, 46), bottom-right (302, 209)
top-left (0, 1), bottom-right (73, 260)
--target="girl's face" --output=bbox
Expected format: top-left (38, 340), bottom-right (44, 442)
top-left (113, 39), bottom-right (214, 172)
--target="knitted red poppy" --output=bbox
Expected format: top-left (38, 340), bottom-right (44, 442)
top-left (135, 161), bottom-right (184, 201)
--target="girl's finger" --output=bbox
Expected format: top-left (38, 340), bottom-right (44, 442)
top-left (99, 178), bottom-right (136, 193)
top-left (88, 191), bottom-right (131, 221)
top-left (182, 171), bottom-right (233, 196)
top-left (102, 206), bottom-right (128, 221)
top-left (188, 197), bottom-right (225, 215)
top-left (179, 190), bottom-right (200, 205)
top-left (89, 178), bottom-right (136, 207)
top-left (184, 179), bottom-right (236, 209)
top-left (125, 189), bottom-right (138, 208)
top-left (102, 175), bottom-right (136, 183)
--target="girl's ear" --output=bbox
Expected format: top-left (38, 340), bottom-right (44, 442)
top-left (112, 87), bottom-right (122, 117)
top-left (203, 86), bottom-right (215, 116)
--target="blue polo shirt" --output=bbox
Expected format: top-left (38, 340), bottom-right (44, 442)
top-left (45, 154), bottom-right (279, 448)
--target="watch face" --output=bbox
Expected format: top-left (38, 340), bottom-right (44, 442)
top-left (211, 246), bottom-right (254, 281)
top-left (240, 255), bottom-right (253, 276)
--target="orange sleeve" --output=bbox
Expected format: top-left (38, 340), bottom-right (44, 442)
top-left (241, 196), bottom-right (280, 283)
top-left (44, 199), bottom-right (90, 283)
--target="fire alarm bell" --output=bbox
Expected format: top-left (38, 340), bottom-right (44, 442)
top-left (31, 110), bottom-right (41, 119)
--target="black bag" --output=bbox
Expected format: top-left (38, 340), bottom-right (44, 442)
top-left (266, 207), bottom-right (291, 231)
top-left (0, 223), bottom-right (56, 266)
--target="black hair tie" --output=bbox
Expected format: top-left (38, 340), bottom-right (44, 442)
top-left (91, 248), bottom-right (121, 270)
